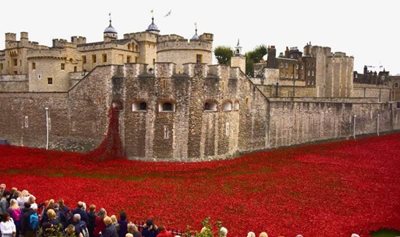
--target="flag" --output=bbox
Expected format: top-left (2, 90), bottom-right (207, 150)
top-left (164, 10), bottom-right (172, 17)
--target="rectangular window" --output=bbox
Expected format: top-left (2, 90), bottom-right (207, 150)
top-left (32, 62), bottom-right (36, 70)
top-left (127, 56), bottom-right (131, 63)
top-left (13, 59), bottom-right (18, 66)
top-left (24, 116), bottom-right (29, 128)
top-left (163, 125), bottom-right (170, 139)
top-left (92, 55), bottom-right (97, 63)
top-left (153, 58), bottom-right (156, 65)
top-left (48, 78), bottom-right (53, 84)
top-left (135, 57), bottom-right (138, 63)
top-left (82, 55), bottom-right (87, 64)
top-left (61, 63), bottom-right (65, 70)
top-left (196, 54), bottom-right (202, 63)
top-left (74, 66), bottom-right (77, 72)
top-left (102, 54), bottom-right (107, 63)
top-left (1, 63), bottom-right (4, 70)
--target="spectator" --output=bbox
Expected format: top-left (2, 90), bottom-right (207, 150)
top-left (28, 196), bottom-right (38, 212)
top-left (7, 199), bottom-right (21, 237)
top-left (16, 190), bottom-right (30, 209)
top-left (156, 226), bottom-right (172, 237)
top-left (65, 224), bottom-right (80, 237)
top-left (58, 199), bottom-right (71, 228)
top-left (259, 232), bottom-right (268, 237)
top-left (351, 234), bottom-right (360, 237)
top-left (6, 188), bottom-right (18, 204)
top-left (247, 232), bottom-right (256, 237)
top-left (87, 205), bottom-right (96, 237)
top-left (110, 215), bottom-right (118, 230)
top-left (219, 227), bottom-right (228, 237)
top-left (0, 184), bottom-right (10, 215)
top-left (93, 208), bottom-right (107, 237)
top-left (20, 202), bottom-right (37, 237)
top-left (40, 199), bottom-right (55, 225)
top-left (100, 216), bottom-right (118, 237)
top-left (73, 202), bottom-right (89, 225)
top-left (0, 213), bottom-right (16, 237)
top-left (40, 209), bottom-right (63, 237)
top-left (117, 212), bottom-right (128, 237)
top-left (72, 214), bottom-right (88, 237)
top-left (127, 223), bottom-right (141, 237)
top-left (141, 219), bottom-right (158, 237)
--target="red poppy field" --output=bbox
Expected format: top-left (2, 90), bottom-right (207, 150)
top-left (1, 133), bottom-right (400, 237)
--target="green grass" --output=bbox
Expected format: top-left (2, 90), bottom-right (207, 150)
top-left (372, 228), bottom-right (400, 237)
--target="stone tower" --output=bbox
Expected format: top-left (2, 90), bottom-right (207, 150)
top-left (104, 14), bottom-right (118, 42)
top-left (230, 39), bottom-right (246, 74)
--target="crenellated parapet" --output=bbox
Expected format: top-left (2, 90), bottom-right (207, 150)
top-left (52, 39), bottom-right (77, 49)
top-left (27, 49), bottom-right (68, 59)
top-left (157, 37), bottom-right (212, 53)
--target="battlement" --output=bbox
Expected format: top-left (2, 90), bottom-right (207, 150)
top-left (124, 32), bottom-right (157, 43)
top-left (52, 39), bottom-right (77, 48)
top-left (5, 33), bottom-right (17, 42)
top-left (157, 34), bottom-right (186, 43)
top-left (27, 48), bottom-right (67, 59)
top-left (330, 51), bottom-right (354, 59)
top-left (129, 63), bottom-right (241, 79)
top-left (157, 40), bottom-right (212, 52)
top-left (71, 36), bottom-right (87, 45)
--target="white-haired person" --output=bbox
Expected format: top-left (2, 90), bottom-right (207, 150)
top-left (219, 227), bottom-right (228, 237)
top-left (247, 231), bottom-right (256, 237)
top-left (351, 234), bottom-right (360, 237)
top-left (72, 214), bottom-right (89, 237)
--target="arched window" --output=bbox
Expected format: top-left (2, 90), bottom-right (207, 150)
top-left (159, 102), bottom-right (175, 112)
top-left (204, 101), bottom-right (217, 112)
top-left (395, 83), bottom-right (399, 88)
top-left (132, 101), bottom-right (147, 112)
top-left (223, 101), bottom-right (232, 112)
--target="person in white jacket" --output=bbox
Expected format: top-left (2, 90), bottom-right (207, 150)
top-left (0, 213), bottom-right (16, 237)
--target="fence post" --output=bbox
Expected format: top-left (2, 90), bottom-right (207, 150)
top-left (353, 115), bottom-right (357, 139)
top-left (377, 113), bottom-right (380, 136)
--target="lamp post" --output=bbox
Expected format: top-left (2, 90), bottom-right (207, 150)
top-left (45, 107), bottom-right (49, 150)
top-left (292, 63), bottom-right (296, 97)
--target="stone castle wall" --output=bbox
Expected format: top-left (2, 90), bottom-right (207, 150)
top-left (266, 98), bottom-right (399, 148)
top-left (352, 83), bottom-right (391, 102)
top-left (0, 64), bottom-right (399, 161)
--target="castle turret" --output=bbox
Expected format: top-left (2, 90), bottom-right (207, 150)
top-left (267, 45), bottom-right (277, 68)
top-left (191, 23), bottom-right (199, 41)
top-left (104, 14), bottom-right (118, 42)
top-left (230, 39), bottom-right (246, 74)
top-left (146, 17), bottom-right (160, 34)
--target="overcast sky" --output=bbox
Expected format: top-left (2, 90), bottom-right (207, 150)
top-left (1, 0), bottom-right (399, 74)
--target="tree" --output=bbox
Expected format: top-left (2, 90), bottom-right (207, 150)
top-left (214, 46), bottom-right (233, 65)
top-left (245, 45), bottom-right (267, 77)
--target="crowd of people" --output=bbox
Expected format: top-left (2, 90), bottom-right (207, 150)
top-left (0, 184), bottom-right (361, 237)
